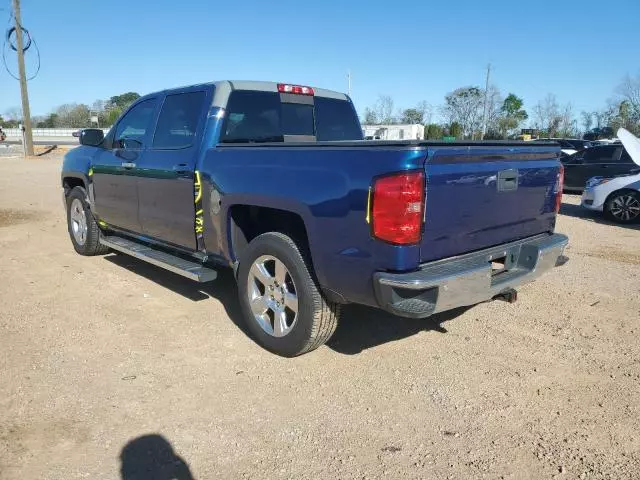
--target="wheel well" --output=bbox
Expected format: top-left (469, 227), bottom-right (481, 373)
top-left (604, 188), bottom-right (639, 206)
top-left (229, 205), bottom-right (310, 262)
top-left (63, 177), bottom-right (85, 195)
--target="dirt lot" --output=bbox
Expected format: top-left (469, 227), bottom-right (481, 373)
top-left (1, 154), bottom-right (639, 480)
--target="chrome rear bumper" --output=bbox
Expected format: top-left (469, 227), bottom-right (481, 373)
top-left (373, 233), bottom-right (568, 318)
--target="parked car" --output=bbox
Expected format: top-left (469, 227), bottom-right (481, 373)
top-left (564, 139), bottom-right (593, 150)
top-left (590, 139), bottom-right (617, 146)
top-left (534, 138), bottom-right (591, 156)
top-left (61, 80), bottom-right (568, 357)
top-left (581, 128), bottom-right (640, 223)
top-left (562, 144), bottom-right (637, 192)
top-left (581, 172), bottom-right (640, 223)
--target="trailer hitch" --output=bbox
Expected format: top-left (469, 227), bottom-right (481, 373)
top-left (493, 288), bottom-right (518, 304)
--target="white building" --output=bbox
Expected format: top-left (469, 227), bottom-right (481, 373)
top-left (363, 124), bottom-right (424, 141)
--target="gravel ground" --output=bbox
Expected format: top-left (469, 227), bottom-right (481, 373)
top-left (1, 154), bottom-right (639, 480)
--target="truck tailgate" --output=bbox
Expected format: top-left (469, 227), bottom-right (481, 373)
top-left (421, 146), bottom-right (560, 263)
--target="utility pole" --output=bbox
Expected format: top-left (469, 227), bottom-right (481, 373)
top-left (480, 63), bottom-right (491, 140)
top-left (12, 0), bottom-right (34, 156)
top-left (347, 70), bottom-right (352, 97)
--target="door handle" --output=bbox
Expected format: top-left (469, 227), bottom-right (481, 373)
top-left (121, 162), bottom-right (136, 169)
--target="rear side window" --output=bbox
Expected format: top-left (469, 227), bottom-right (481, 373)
top-left (220, 90), bottom-right (363, 143)
top-left (609, 147), bottom-right (624, 162)
top-left (153, 91), bottom-right (205, 149)
top-left (584, 147), bottom-right (614, 163)
top-left (621, 149), bottom-right (635, 164)
top-left (221, 91), bottom-right (283, 143)
top-left (315, 97), bottom-right (363, 141)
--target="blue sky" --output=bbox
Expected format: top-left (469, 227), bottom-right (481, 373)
top-left (1, 0), bottom-right (639, 122)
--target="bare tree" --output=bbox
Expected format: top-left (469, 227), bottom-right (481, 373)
top-left (374, 95), bottom-right (396, 124)
top-left (558, 103), bottom-right (575, 137)
top-left (581, 111), bottom-right (593, 133)
top-left (54, 104), bottom-right (91, 128)
top-left (616, 73), bottom-right (640, 120)
top-left (416, 101), bottom-right (433, 125)
top-left (533, 94), bottom-right (560, 133)
top-left (4, 107), bottom-right (22, 121)
top-left (363, 107), bottom-right (378, 125)
top-left (484, 85), bottom-right (504, 135)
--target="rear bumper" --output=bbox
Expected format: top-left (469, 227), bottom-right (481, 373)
top-left (373, 233), bottom-right (568, 318)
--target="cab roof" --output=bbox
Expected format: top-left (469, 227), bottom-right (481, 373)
top-left (139, 80), bottom-right (350, 108)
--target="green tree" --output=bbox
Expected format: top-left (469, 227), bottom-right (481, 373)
top-left (38, 113), bottom-right (59, 128)
top-left (449, 122), bottom-right (462, 138)
top-left (498, 93), bottom-right (528, 138)
top-left (442, 87), bottom-right (483, 138)
top-left (108, 92), bottom-right (140, 110)
top-left (401, 108), bottom-right (423, 124)
top-left (425, 123), bottom-right (443, 139)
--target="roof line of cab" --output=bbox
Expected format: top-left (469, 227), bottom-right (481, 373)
top-left (134, 80), bottom-right (350, 109)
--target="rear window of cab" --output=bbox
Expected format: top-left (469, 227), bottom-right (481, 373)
top-left (220, 90), bottom-right (362, 143)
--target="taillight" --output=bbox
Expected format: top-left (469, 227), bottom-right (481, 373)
top-left (371, 171), bottom-right (425, 245)
top-left (277, 83), bottom-right (314, 95)
top-left (555, 165), bottom-right (564, 213)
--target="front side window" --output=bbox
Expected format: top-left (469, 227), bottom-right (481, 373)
top-left (114, 99), bottom-right (156, 149)
top-left (153, 91), bottom-right (205, 149)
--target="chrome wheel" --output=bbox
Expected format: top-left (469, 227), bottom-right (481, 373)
top-left (247, 255), bottom-right (298, 337)
top-left (610, 194), bottom-right (640, 222)
top-left (69, 198), bottom-right (88, 246)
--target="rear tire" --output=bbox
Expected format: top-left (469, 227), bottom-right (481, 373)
top-left (604, 190), bottom-right (640, 224)
top-left (66, 186), bottom-right (109, 256)
top-left (237, 232), bottom-right (340, 357)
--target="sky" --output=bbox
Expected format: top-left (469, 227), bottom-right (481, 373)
top-left (1, 0), bottom-right (639, 123)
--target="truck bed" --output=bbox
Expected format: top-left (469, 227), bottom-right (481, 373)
top-left (205, 141), bottom-right (561, 307)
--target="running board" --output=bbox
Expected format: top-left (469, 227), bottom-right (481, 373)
top-left (100, 235), bottom-right (217, 282)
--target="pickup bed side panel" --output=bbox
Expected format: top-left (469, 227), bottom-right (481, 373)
top-left (199, 146), bottom-right (426, 307)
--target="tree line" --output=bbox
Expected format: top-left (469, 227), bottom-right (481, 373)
top-left (0, 92), bottom-right (141, 129)
top-left (1, 72), bottom-right (639, 140)
top-left (362, 72), bottom-right (640, 140)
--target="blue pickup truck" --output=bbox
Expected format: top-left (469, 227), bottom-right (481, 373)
top-left (62, 80), bottom-right (568, 356)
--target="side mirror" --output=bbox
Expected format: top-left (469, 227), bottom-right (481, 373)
top-left (79, 128), bottom-right (104, 146)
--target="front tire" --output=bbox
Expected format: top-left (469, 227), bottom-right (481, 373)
top-left (66, 186), bottom-right (109, 256)
top-left (604, 190), bottom-right (640, 224)
top-left (237, 232), bottom-right (340, 357)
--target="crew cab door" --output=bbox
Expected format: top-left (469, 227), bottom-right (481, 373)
top-left (91, 98), bottom-right (158, 233)
top-left (136, 90), bottom-right (208, 250)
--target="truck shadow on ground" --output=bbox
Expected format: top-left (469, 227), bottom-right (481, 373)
top-left (560, 200), bottom-right (640, 230)
top-left (104, 253), bottom-right (467, 355)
